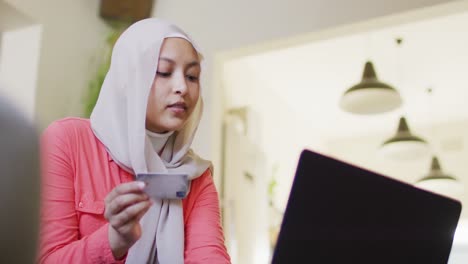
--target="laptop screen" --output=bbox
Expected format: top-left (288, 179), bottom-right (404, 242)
top-left (272, 149), bottom-right (461, 264)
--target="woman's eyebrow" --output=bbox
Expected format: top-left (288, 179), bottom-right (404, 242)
top-left (186, 61), bottom-right (200, 69)
top-left (159, 57), bottom-right (175, 63)
top-left (159, 57), bottom-right (200, 69)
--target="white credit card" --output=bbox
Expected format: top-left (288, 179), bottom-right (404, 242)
top-left (135, 173), bottom-right (189, 200)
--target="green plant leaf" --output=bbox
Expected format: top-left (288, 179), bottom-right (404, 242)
top-left (83, 23), bottom-right (129, 117)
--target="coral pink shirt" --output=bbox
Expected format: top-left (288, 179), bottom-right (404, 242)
top-left (39, 118), bottom-right (230, 263)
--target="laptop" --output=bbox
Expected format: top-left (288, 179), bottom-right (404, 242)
top-left (272, 149), bottom-right (462, 264)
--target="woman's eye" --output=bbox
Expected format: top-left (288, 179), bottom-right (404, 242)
top-left (156, 71), bottom-right (171, 77)
top-left (187, 75), bottom-right (199, 82)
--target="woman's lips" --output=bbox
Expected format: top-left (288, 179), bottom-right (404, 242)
top-left (167, 102), bottom-right (187, 114)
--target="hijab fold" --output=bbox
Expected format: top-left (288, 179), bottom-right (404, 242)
top-left (90, 18), bottom-right (211, 264)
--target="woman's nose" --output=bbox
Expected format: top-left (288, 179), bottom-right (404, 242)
top-left (173, 73), bottom-right (188, 95)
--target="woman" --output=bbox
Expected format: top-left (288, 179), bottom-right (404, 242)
top-left (39, 19), bottom-right (231, 263)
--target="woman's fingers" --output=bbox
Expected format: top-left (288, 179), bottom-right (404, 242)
top-left (135, 201), bottom-right (153, 221)
top-left (105, 193), bottom-right (149, 219)
top-left (108, 200), bottom-right (152, 229)
top-left (105, 181), bottom-right (146, 204)
top-left (113, 203), bottom-right (153, 238)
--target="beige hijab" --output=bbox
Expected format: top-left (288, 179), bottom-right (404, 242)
top-left (90, 18), bottom-right (211, 264)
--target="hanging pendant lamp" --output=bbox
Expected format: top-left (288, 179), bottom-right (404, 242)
top-left (340, 61), bottom-right (402, 114)
top-left (380, 116), bottom-right (430, 161)
top-left (415, 156), bottom-right (463, 198)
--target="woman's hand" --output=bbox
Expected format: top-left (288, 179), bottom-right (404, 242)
top-left (104, 181), bottom-right (152, 259)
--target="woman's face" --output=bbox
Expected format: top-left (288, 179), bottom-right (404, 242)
top-left (146, 37), bottom-right (201, 133)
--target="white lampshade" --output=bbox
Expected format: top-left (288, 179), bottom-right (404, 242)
top-left (340, 61), bottom-right (402, 114)
top-left (380, 117), bottom-right (431, 161)
top-left (380, 141), bottom-right (430, 161)
top-left (415, 156), bottom-right (463, 199)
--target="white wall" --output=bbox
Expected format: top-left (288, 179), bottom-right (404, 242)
top-left (0, 25), bottom-right (41, 120)
top-left (222, 58), bottom-right (332, 263)
top-left (223, 122), bottom-right (270, 264)
top-left (5, 0), bottom-right (109, 127)
top-left (0, 1), bottom-right (41, 120)
top-left (450, 219), bottom-right (468, 263)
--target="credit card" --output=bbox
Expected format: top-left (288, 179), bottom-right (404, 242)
top-left (135, 173), bottom-right (189, 199)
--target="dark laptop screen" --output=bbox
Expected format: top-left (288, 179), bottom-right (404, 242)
top-left (272, 150), bottom-right (461, 264)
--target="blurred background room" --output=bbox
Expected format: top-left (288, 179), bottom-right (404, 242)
top-left (1, 0), bottom-right (468, 263)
